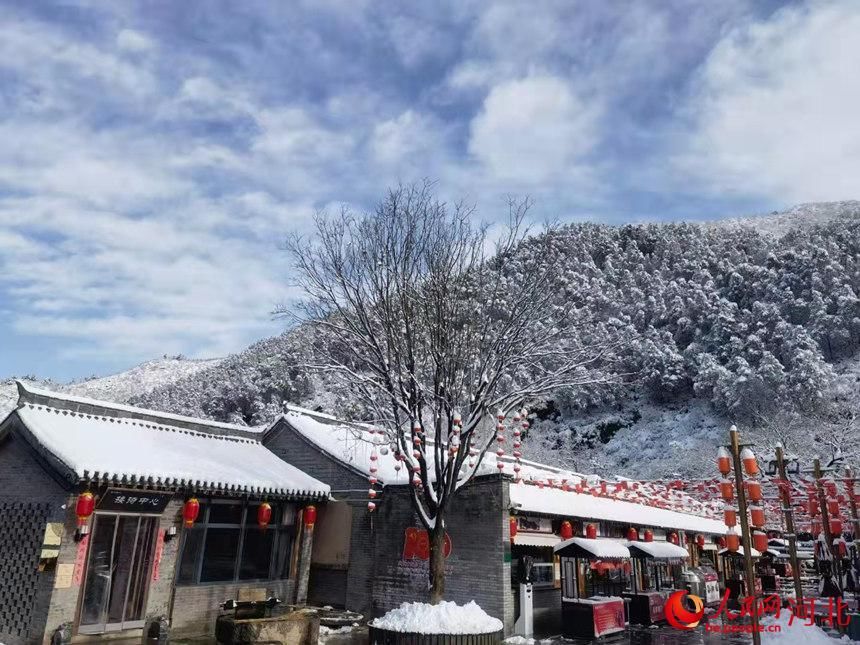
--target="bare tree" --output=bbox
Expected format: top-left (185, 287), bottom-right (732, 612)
top-left (283, 182), bottom-right (615, 603)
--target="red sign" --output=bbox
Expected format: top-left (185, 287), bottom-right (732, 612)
top-left (73, 534), bottom-right (89, 586)
top-left (646, 591), bottom-right (669, 623)
top-left (592, 599), bottom-right (626, 637)
top-left (152, 530), bottom-right (165, 581)
top-left (402, 527), bottom-right (452, 560)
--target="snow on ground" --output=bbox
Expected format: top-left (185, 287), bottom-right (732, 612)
top-left (370, 601), bottom-right (503, 635)
top-left (709, 200), bottom-right (860, 239)
top-left (0, 357), bottom-right (221, 421)
top-left (760, 612), bottom-right (856, 644)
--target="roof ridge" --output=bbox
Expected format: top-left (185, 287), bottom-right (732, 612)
top-left (16, 380), bottom-right (263, 440)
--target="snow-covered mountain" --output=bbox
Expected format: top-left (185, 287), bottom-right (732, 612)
top-left (0, 357), bottom-right (222, 420)
top-left (709, 200), bottom-right (860, 238)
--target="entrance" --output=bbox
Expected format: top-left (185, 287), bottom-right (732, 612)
top-left (78, 514), bottom-right (158, 634)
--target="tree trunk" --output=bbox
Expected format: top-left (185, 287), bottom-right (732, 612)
top-left (429, 519), bottom-right (446, 604)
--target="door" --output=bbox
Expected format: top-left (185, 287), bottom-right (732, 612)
top-left (78, 514), bottom-right (158, 634)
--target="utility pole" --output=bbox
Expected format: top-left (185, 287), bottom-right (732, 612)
top-left (730, 427), bottom-right (761, 645)
top-left (775, 445), bottom-right (803, 606)
top-left (814, 457), bottom-right (843, 596)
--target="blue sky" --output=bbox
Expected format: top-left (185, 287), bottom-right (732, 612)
top-left (1, 0), bottom-right (858, 381)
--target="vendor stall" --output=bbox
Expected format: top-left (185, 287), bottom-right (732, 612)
top-left (554, 535), bottom-right (630, 639)
top-left (624, 540), bottom-right (690, 625)
top-left (719, 547), bottom-right (762, 603)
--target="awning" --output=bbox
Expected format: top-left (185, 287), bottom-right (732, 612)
top-left (627, 541), bottom-right (690, 559)
top-left (554, 537), bottom-right (630, 559)
top-left (718, 547), bottom-right (762, 557)
top-left (514, 532), bottom-right (561, 548)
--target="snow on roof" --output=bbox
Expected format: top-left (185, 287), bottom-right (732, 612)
top-left (718, 547), bottom-right (762, 557)
top-left (626, 541), bottom-right (690, 559)
top-left (510, 482), bottom-right (726, 535)
top-left (18, 381), bottom-right (263, 437)
top-left (555, 537), bottom-right (631, 559)
top-left (6, 385), bottom-right (329, 499)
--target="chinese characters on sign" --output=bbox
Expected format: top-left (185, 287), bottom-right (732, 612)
top-left (98, 489), bottom-right (171, 514)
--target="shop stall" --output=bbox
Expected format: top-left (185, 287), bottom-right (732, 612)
top-left (719, 546), bottom-right (762, 603)
top-left (554, 533), bottom-right (630, 639)
top-left (624, 538), bottom-right (690, 625)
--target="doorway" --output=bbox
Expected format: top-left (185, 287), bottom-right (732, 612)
top-left (78, 514), bottom-right (158, 634)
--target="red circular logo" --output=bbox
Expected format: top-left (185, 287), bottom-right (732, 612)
top-left (664, 590), bottom-right (704, 630)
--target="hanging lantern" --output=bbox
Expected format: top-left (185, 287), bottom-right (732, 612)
top-left (717, 447), bottom-right (732, 476)
top-left (668, 532), bottom-right (679, 545)
top-left (837, 539), bottom-right (848, 557)
top-left (724, 506), bottom-right (738, 527)
top-left (830, 517), bottom-right (843, 536)
top-left (827, 498), bottom-right (839, 516)
top-left (510, 516), bottom-right (518, 542)
top-left (76, 491), bottom-right (95, 527)
top-left (746, 480), bottom-right (762, 502)
top-left (585, 523), bottom-right (597, 539)
top-left (696, 534), bottom-right (706, 548)
top-left (717, 536), bottom-right (727, 549)
top-left (368, 488), bottom-right (377, 499)
top-left (726, 530), bottom-right (740, 552)
top-left (753, 530), bottom-right (768, 553)
top-left (304, 505), bottom-right (317, 528)
top-left (643, 529), bottom-right (654, 542)
top-left (257, 502), bottom-right (272, 528)
top-left (750, 505), bottom-right (765, 528)
top-left (627, 527), bottom-right (639, 542)
top-left (808, 496), bottom-right (819, 516)
top-left (183, 497), bottom-right (200, 528)
top-left (740, 447), bottom-right (758, 476)
top-left (560, 521), bottom-right (574, 540)
top-left (812, 519), bottom-right (822, 536)
top-left (368, 501), bottom-right (376, 512)
top-left (720, 479), bottom-right (734, 501)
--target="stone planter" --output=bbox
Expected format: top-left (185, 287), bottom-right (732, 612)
top-left (368, 626), bottom-right (503, 645)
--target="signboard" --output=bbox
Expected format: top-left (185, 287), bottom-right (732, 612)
top-left (55, 564), bottom-right (74, 589)
top-left (73, 534), bottom-right (89, 585)
top-left (152, 530), bottom-right (165, 581)
top-left (645, 591), bottom-right (669, 623)
top-left (704, 579), bottom-right (721, 604)
top-left (98, 489), bottom-right (171, 514)
top-left (402, 527), bottom-right (452, 560)
top-left (517, 515), bottom-right (553, 533)
top-left (592, 598), bottom-right (626, 637)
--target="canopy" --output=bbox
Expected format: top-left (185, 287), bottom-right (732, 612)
top-left (718, 547), bottom-right (762, 557)
top-left (554, 537), bottom-right (630, 559)
top-left (626, 541), bottom-right (690, 559)
top-left (513, 533), bottom-right (561, 548)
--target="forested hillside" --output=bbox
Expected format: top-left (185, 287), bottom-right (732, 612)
top-left (132, 202), bottom-right (860, 477)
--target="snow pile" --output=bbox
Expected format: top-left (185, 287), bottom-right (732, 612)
top-left (760, 612), bottom-right (852, 645)
top-left (371, 601), bottom-right (503, 634)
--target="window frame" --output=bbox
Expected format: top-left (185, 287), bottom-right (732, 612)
top-left (177, 499), bottom-right (295, 586)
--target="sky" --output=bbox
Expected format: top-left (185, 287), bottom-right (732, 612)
top-left (1, 0), bottom-right (859, 382)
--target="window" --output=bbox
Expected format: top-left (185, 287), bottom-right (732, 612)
top-left (177, 500), bottom-right (295, 585)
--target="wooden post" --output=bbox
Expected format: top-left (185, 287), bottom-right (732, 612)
top-left (814, 458), bottom-right (842, 595)
top-left (730, 426), bottom-right (761, 645)
top-left (775, 445), bottom-right (804, 606)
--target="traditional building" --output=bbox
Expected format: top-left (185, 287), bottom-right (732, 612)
top-left (265, 405), bottom-right (726, 637)
top-left (0, 383), bottom-right (329, 644)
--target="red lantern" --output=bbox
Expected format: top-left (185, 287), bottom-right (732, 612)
top-left (724, 507), bottom-right (737, 527)
top-left (827, 499), bottom-right (839, 516)
top-left (257, 502), bottom-right (272, 528)
top-left (304, 505), bottom-right (317, 528)
top-left (717, 536), bottom-right (727, 549)
top-left (837, 540), bottom-right (848, 557)
top-left (76, 491), bottom-right (95, 527)
top-left (746, 481), bottom-right (762, 502)
top-left (696, 534), bottom-right (705, 548)
top-left (585, 523), bottom-right (597, 539)
top-left (720, 479), bottom-right (734, 501)
top-left (808, 496), bottom-right (819, 516)
top-left (560, 520), bottom-right (574, 541)
top-left (183, 497), bottom-right (200, 528)
top-left (668, 532), bottom-right (679, 545)
top-left (830, 517), bottom-right (843, 535)
top-left (812, 519), bottom-right (822, 536)
top-left (717, 447), bottom-right (731, 476)
top-left (750, 505), bottom-right (765, 528)
top-left (740, 447), bottom-right (758, 476)
top-left (510, 516), bottom-right (518, 542)
top-left (643, 529), bottom-right (654, 542)
top-left (753, 531), bottom-right (768, 553)
top-left (726, 531), bottom-right (740, 552)
top-left (627, 527), bottom-right (639, 541)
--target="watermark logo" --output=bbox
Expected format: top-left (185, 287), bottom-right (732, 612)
top-left (665, 590), bottom-right (705, 630)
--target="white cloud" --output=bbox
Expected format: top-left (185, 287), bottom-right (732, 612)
top-left (116, 29), bottom-right (154, 53)
top-left (468, 76), bottom-right (600, 185)
top-left (679, 1), bottom-right (860, 202)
